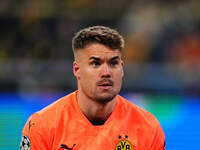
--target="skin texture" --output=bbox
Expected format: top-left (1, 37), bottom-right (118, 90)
top-left (73, 43), bottom-right (124, 122)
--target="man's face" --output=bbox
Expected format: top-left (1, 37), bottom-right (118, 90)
top-left (74, 43), bottom-right (124, 103)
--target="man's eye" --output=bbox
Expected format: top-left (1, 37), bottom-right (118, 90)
top-left (91, 62), bottom-right (100, 66)
top-left (110, 61), bottom-right (119, 67)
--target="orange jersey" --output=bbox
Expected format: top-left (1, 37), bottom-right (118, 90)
top-left (20, 91), bottom-right (165, 150)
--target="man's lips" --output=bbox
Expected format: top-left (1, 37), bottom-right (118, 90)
top-left (99, 83), bottom-right (112, 86)
top-left (97, 80), bottom-right (113, 89)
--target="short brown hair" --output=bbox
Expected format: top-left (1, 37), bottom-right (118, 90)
top-left (72, 26), bottom-right (124, 54)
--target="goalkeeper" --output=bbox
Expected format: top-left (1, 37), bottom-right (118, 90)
top-left (20, 26), bottom-right (165, 150)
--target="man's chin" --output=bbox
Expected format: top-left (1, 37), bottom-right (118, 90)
top-left (95, 93), bottom-right (117, 103)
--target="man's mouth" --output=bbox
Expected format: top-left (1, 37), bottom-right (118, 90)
top-left (100, 83), bottom-right (112, 86)
top-left (98, 80), bottom-right (113, 89)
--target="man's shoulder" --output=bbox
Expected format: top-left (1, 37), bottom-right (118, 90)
top-left (39, 92), bottom-right (75, 113)
top-left (30, 91), bottom-right (76, 124)
top-left (117, 96), bottom-right (165, 148)
top-left (21, 91), bottom-right (77, 142)
top-left (117, 95), bottom-right (160, 127)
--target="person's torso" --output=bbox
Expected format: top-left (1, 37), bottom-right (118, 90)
top-left (43, 92), bottom-right (154, 150)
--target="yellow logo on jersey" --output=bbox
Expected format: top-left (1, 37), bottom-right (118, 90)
top-left (116, 139), bottom-right (132, 150)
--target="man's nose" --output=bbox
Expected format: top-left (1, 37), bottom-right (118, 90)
top-left (100, 64), bottom-right (111, 78)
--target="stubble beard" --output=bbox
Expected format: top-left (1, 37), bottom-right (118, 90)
top-left (81, 80), bottom-right (122, 104)
top-left (82, 86), bottom-right (119, 104)
top-left (93, 91), bottom-right (117, 103)
top-left (92, 84), bottom-right (122, 103)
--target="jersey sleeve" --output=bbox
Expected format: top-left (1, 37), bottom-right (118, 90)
top-left (20, 113), bottom-right (49, 150)
top-left (150, 120), bottom-right (165, 150)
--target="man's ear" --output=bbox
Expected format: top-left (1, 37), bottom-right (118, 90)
top-left (73, 60), bottom-right (80, 79)
top-left (121, 60), bottom-right (124, 77)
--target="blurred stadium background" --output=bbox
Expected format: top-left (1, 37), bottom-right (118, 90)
top-left (0, 0), bottom-right (200, 149)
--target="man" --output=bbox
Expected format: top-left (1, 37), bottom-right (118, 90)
top-left (20, 26), bottom-right (165, 150)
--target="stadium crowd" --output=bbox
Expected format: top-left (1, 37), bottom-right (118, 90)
top-left (0, 0), bottom-right (200, 94)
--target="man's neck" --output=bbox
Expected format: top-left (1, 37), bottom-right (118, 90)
top-left (76, 91), bottom-right (117, 124)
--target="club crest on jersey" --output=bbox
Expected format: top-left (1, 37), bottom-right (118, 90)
top-left (116, 135), bottom-right (133, 150)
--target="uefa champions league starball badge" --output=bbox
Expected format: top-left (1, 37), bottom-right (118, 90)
top-left (20, 135), bottom-right (31, 150)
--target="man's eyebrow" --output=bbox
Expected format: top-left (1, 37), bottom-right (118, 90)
top-left (110, 56), bottom-right (120, 60)
top-left (89, 56), bottom-right (101, 61)
top-left (89, 56), bottom-right (120, 61)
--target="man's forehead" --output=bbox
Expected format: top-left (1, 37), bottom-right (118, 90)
top-left (87, 48), bottom-right (121, 58)
top-left (75, 43), bottom-right (121, 60)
